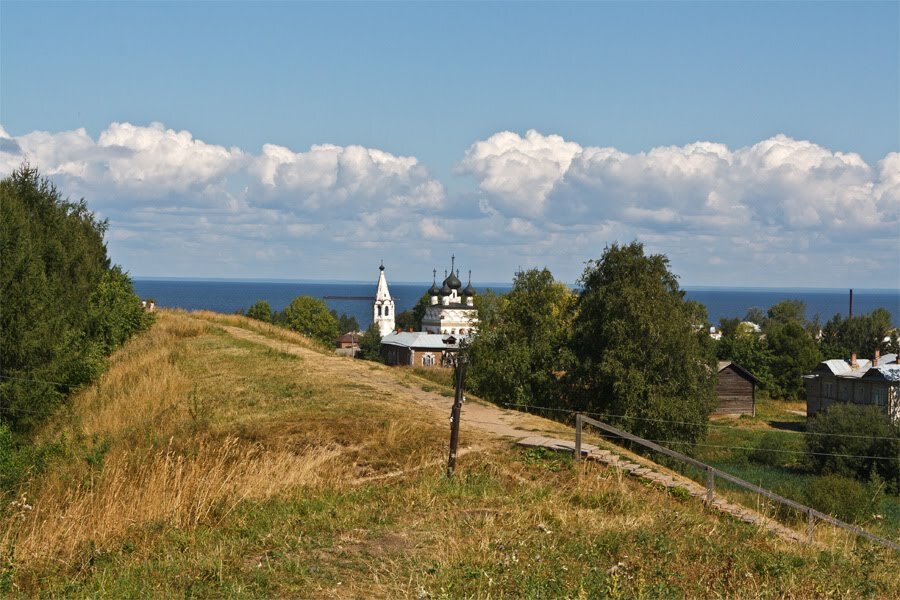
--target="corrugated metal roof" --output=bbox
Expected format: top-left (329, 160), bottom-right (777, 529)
top-left (862, 363), bottom-right (900, 382)
top-left (381, 331), bottom-right (467, 350)
top-left (811, 354), bottom-right (898, 380)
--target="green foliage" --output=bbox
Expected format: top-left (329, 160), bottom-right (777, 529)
top-left (87, 267), bottom-right (152, 355)
top-left (819, 309), bottom-right (895, 359)
top-left (766, 300), bottom-right (807, 327)
top-left (468, 268), bottom-right (575, 409)
top-left (246, 300), bottom-right (272, 322)
top-left (748, 432), bottom-right (794, 467)
top-left (765, 321), bottom-right (821, 400)
top-left (0, 165), bottom-right (147, 433)
top-left (281, 296), bottom-right (340, 345)
top-left (568, 242), bottom-right (717, 445)
top-left (358, 324), bottom-right (383, 362)
top-left (333, 312), bottom-right (359, 335)
top-left (804, 474), bottom-right (871, 523)
top-left (395, 293), bottom-right (430, 332)
top-left (805, 404), bottom-right (900, 492)
top-left (716, 331), bottom-right (774, 391)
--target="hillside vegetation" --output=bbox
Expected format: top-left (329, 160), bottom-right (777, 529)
top-left (2, 311), bottom-right (897, 598)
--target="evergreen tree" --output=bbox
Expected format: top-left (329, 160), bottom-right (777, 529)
top-left (1, 165), bottom-right (149, 433)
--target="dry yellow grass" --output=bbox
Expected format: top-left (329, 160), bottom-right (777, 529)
top-left (2, 309), bottom-right (897, 598)
top-left (6, 438), bottom-right (345, 566)
top-left (1, 310), bottom-right (452, 579)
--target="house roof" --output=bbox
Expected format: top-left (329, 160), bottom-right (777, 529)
top-left (717, 361), bottom-right (761, 384)
top-left (336, 332), bottom-right (362, 344)
top-left (862, 364), bottom-right (900, 382)
top-left (381, 331), bottom-right (467, 350)
top-left (807, 354), bottom-right (898, 380)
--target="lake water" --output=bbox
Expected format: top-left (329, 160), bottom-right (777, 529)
top-left (133, 279), bottom-right (900, 331)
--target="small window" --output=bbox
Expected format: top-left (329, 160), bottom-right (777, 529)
top-left (385, 306), bottom-right (390, 317)
top-left (823, 382), bottom-right (834, 398)
top-left (873, 387), bottom-right (887, 407)
top-left (423, 354), bottom-right (434, 366)
top-left (377, 305), bottom-right (382, 317)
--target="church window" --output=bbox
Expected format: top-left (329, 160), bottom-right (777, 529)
top-left (377, 305), bottom-right (382, 317)
top-left (423, 354), bottom-right (434, 366)
top-left (385, 307), bottom-right (390, 316)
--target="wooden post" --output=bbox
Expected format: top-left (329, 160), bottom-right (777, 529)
top-left (807, 508), bottom-right (815, 544)
top-left (575, 414), bottom-right (582, 463)
top-left (446, 351), bottom-right (467, 478)
top-left (706, 467), bottom-right (714, 503)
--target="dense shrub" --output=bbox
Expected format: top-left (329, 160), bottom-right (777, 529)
top-left (805, 404), bottom-right (899, 492)
top-left (246, 300), bottom-right (272, 322)
top-left (804, 474), bottom-right (871, 523)
top-left (748, 432), bottom-right (798, 467)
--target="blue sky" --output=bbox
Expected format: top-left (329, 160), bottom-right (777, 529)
top-left (2, 2), bottom-right (898, 287)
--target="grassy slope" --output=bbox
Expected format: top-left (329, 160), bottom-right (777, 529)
top-left (689, 401), bottom-right (900, 539)
top-left (2, 311), bottom-right (897, 598)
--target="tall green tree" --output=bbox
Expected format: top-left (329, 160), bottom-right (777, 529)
top-left (567, 242), bottom-right (717, 445)
top-left (282, 296), bottom-right (339, 345)
top-left (358, 324), bottom-right (383, 362)
top-left (819, 309), bottom-right (895, 359)
top-left (766, 320), bottom-right (821, 399)
top-left (468, 269), bottom-right (575, 409)
top-left (1, 165), bottom-right (149, 433)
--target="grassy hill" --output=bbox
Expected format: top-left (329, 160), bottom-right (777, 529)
top-left (2, 310), bottom-right (897, 598)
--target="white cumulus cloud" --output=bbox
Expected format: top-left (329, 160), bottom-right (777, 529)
top-left (460, 130), bottom-right (899, 238)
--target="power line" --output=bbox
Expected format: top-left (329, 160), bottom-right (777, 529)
top-left (500, 403), bottom-right (900, 442)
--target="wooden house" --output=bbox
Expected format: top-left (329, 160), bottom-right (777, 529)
top-left (804, 352), bottom-right (900, 422)
top-left (715, 361), bottom-right (759, 416)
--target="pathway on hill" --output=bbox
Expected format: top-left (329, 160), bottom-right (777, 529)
top-left (215, 320), bottom-right (809, 546)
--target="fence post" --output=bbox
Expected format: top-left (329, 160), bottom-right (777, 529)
top-left (575, 414), bottom-right (582, 463)
top-left (807, 508), bottom-right (814, 544)
top-left (706, 467), bottom-right (714, 503)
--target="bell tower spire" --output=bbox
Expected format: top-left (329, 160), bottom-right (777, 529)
top-left (373, 263), bottom-right (395, 336)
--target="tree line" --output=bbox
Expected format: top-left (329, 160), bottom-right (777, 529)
top-left (715, 303), bottom-right (897, 400)
top-left (1, 166), bottom-right (152, 435)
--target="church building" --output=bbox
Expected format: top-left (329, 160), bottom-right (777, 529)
top-left (376, 257), bottom-right (479, 367)
top-left (422, 255), bottom-right (478, 335)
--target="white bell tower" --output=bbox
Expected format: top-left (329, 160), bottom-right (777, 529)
top-left (373, 262), bottom-right (395, 336)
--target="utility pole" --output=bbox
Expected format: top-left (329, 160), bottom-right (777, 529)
top-left (446, 346), bottom-right (468, 478)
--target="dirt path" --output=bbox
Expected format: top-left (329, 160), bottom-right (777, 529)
top-left (220, 324), bottom-right (564, 440)
top-left (217, 322), bottom-right (810, 545)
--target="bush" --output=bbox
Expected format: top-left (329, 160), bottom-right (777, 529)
top-left (246, 300), bottom-right (272, 323)
top-left (805, 404), bottom-right (900, 492)
top-left (748, 432), bottom-right (790, 467)
top-left (282, 296), bottom-right (339, 345)
top-left (804, 474), bottom-right (871, 523)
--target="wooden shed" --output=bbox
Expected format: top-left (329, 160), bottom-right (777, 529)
top-left (715, 361), bottom-right (759, 416)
